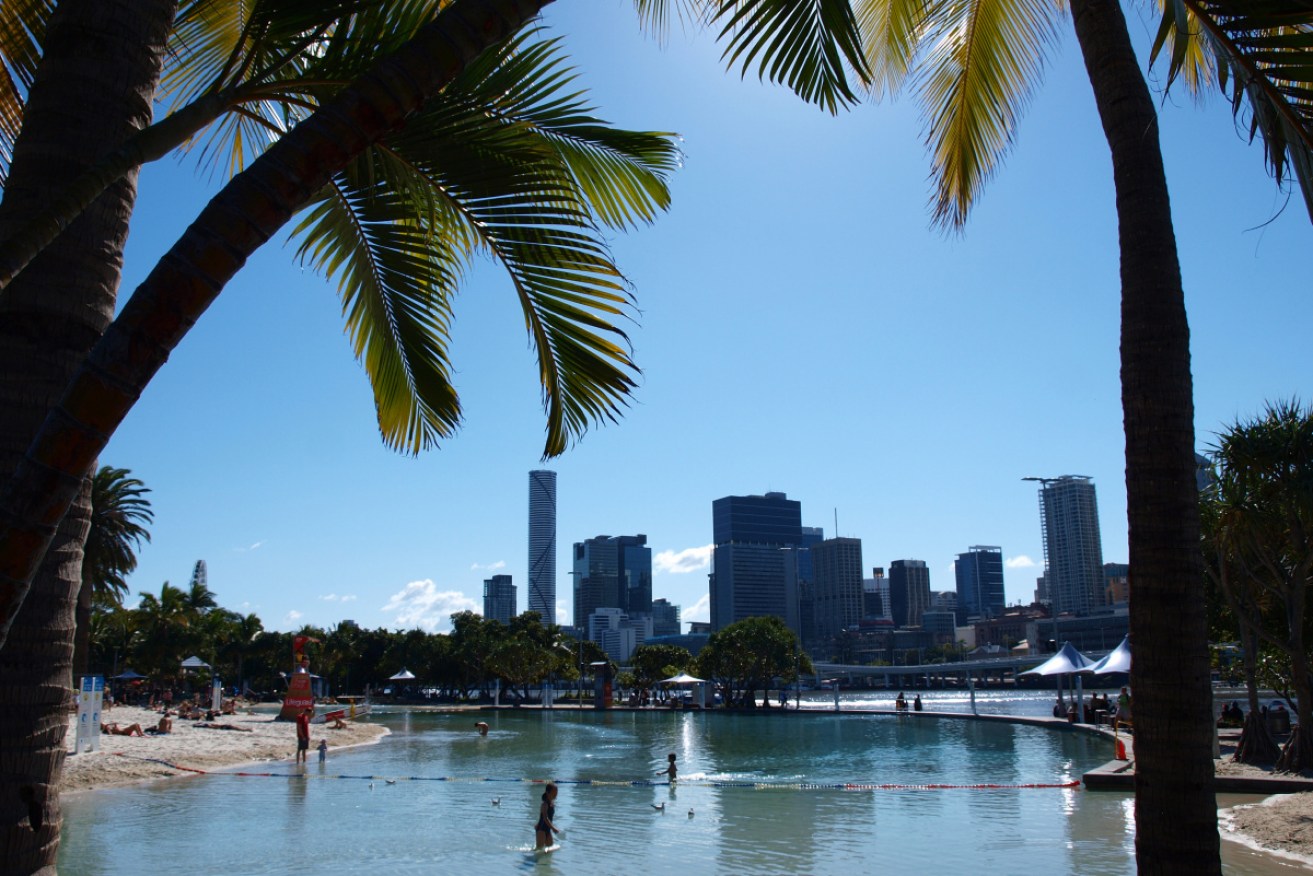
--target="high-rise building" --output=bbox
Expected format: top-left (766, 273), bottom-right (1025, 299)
top-left (651, 598), bottom-right (681, 636)
top-left (812, 537), bottom-right (864, 642)
top-left (587, 607), bottom-right (652, 662)
top-left (1104, 562), bottom-right (1130, 606)
top-left (954, 545), bottom-right (1005, 623)
top-left (482, 574), bottom-right (516, 625)
top-left (709, 492), bottom-right (802, 633)
top-left (572, 534), bottom-right (652, 628)
top-left (888, 559), bottom-right (931, 628)
top-left (1032, 475), bottom-right (1105, 616)
top-left (528, 470), bottom-right (557, 623)
top-left (863, 567), bottom-right (889, 621)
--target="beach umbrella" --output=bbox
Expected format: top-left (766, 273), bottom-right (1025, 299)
top-left (389, 668), bottom-right (417, 681)
top-left (114, 668), bottom-right (146, 680)
top-left (180, 655), bottom-right (210, 670)
top-left (659, 672), bottom-right (705, 685)
top-left (1020, 642), bottom-right (1097, 721)
top-left (1084, 635), bottom-right (1131, 676)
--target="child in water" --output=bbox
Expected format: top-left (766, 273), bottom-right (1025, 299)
top-left (317, 739), bottom-right (328, 764)
top-left (535, 783), bottom-right (560, 850)
top-left (658, 753), bottom-right (677, 781)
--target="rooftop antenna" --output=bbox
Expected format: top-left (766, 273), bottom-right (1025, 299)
top-left (834, 508), bottom-right (839, 538)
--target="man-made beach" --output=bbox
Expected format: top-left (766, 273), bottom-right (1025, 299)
top-left (62, 705), bottom-right (388, 792)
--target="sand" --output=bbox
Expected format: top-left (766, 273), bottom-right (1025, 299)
top-left (61, 704), bottom-right (388, 793)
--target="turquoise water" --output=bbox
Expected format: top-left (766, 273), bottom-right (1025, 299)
top-left (57, 707), bottom-right (1291, 874)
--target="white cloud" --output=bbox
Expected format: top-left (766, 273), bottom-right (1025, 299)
top-left (233, 540), bottom-right (266, 553)
top-left (320, 593), bottom-right (359, 603)
top-left (470, 560), bottom-right (507, 573)
top-left (684, 593), bottom-right (710, 624)
top-left (381, 579), bottom-right (478, 632)
top-left (654, 544), bottom-right (713, 575)
top-left (284, 610), bottom-right (303, 623)
top-left (556, 605), bottom-right (569, 626)
top-left (1006, 555), bottom-right (1038, 569)
top-left (341, 595), bottom-right (357, 603)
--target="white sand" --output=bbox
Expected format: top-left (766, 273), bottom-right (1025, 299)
top-left (61, 704), bottom-right (388, 792)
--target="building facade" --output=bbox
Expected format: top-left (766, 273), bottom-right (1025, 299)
top-left (1034, 476), bottom-right (1105, 616)
top-left (482, 574), bottom-right (516, 624)
top-left (954, 545), bottom-right (1005, 623)
top-left (709, 492), bottom-right (803, 633)
top-left (1103, 562), bottom-right (1130, 606)
top-left (812, 537), bottom-right (864, 643)
top-left (587, 607), bottom-right (652, 662)
top-left (888, 559), bottom-right (931, 628)
top-left (651, 598), bottom-right (682, 637)
top-left (572, 534), bottom-right (652, 628)
top-left (527, 470), bottom-right (557, 623)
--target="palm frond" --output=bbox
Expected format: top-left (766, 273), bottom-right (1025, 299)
top-left (0, 0), bottom-right (55, 185)
top-left (712, 0), bottom-right (872, 114)
top-left (1158, 0), bottom-right (1313, 222)
top-left (856, 0), bottom-right (934, 99)
top-left (914, 0), bottom-right (1061, 229)
top-left (291, 150), bottom-right (466, 454)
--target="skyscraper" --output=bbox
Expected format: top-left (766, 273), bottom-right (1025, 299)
top-left (651, 598), bottom-right (682, 636)
top-left (709, 492), bottom-right (802, 633)
top-left (1033, 475), bottom-right (1105, 616)
top-left (888, 559), bottom-right (931, 628)
top-left (483, 574), bottom-right (516, 625)
top-left (954, 546), bottom-right (1005, 623)
top-left (572, 534), bottom-right (652, 628)
top-left (812, 537), bottom-right (864, 642)
top-left (527, 469), bottom-right (557, 623)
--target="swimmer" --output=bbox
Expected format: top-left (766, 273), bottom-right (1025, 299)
top-left (658, 752), bottom-right (677, 781)
top-left (475, 721), bottom-right (489, 736)
top-left (534, 783), bottom-right (560, 850)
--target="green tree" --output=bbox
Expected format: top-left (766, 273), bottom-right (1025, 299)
top-left (1207, 400), bottom-right (1313, 771)
top-left (853, 0), bottom-right (1312, 868)
top-left (75, 466), bottom-right (153, 678)
top-left (630, 643), bottom-right (694, 696)
top-left (696, 615), bottom-right (805, 708)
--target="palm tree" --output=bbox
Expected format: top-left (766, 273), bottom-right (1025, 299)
top-left (0, 3), bottom-right (869, 865)
top-left (852, 0), bottom-right (1311, 869)
top-left (74, 465), bottom-right (154, 679)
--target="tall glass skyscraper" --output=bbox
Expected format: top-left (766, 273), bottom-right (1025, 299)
top-left (709, 492), bottom-right (802, 633)
top-left (954, 546), bottom-right (1005, 623)
top-left (572, 534), bottom-right (651, 628)
top-left (483, 574), bottom-right (516, 625)
top-left (888, 559), bottom-right (930, 628)
top-left (1034, 475), bottom-right (1104, 616)
top-left (527, 470), bottom-right (556, 623)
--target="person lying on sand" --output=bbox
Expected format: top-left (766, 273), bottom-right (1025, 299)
top-left (102, 722), bottom-right (145, 737)
top-left (196, 722), bottom-right (253, 732)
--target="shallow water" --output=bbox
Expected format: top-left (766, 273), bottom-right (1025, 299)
top-left (58, 702), bottom-right (1299, 874)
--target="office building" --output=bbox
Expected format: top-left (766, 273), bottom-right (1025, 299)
top-left (1032, 476), bottom-right (1105, 616)
top-left (954, 545), bottom-right (1005, 623)
top-left (528, 470), bottom-right (557, 623)
top-left (587, 607), bottom-right (651, 662)
top-left (651, 598), bottom-right (682, 637)
top-left (709, 492), bottom-right (802, 633)
top-left (1104, 562), bottom-right (1130, 606)
top-left (572, 534), bottom-right (652, 628)
top-left (482, 574), bottom-right (516, 625)
top-left (812, 537), bottom-right (864, 642)
top-left (888, 559), bottom-right (931, 628)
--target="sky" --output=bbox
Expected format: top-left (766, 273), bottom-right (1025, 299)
top-left (102, 2), bottom-right (1312, 636)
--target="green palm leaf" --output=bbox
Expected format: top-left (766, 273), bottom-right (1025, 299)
top-left (0, 0), bottom-right (55, 185)
top-left (856, 0), bottom-right (931, 99)
top-left (292, 33), bottom-right (677, 456)
top-left (1155, 0), bottom-right (1313, 222)
top-left (712, 0), bottom-right (872, 113)
top-left (909, 0), bottom-right (1061, 229)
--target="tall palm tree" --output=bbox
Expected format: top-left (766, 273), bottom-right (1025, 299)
top-left (852, 0), bottom-right (1311, 869)
top-left (0, 2), bottom-right (868, 867)
top-left (73, 466), bottom-right (153, 678)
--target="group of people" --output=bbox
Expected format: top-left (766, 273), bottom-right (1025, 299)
top-left (893, 692), bottom-right (923, 712)
top-left (1052, 687), bottom-right (1132, 728)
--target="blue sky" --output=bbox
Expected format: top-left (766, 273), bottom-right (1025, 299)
top-left (104, 2), bottom-right (1311, 635)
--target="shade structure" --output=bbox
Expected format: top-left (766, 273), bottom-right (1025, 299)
top-left (1084, 635), bottom-right (1131, 675)
top-left (389, 668), bottom-right (417, 681)
top-left (659, 672), bottom-right (705, 685)
top-left (114, 668), bottom-right (146, 680)
top-left (1019, 641), bottom-right (1096, 677)
top-left (180, 655), bottom-right (210, 670)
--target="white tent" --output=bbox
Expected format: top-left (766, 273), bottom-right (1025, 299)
top-left (659, 672), bottom-right (705, 685)
top-left (389, 668), bottom-right (417, 681)
top-left (1020, 642), bottom-right (1097, 722)
top-left (1085, 635), bottom-right (1131, 675)
top-left (180, 655), bottom-right (210, 670)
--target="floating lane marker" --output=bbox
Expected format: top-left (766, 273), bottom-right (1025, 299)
top-left (110, 756), bottom-right (1079, 791)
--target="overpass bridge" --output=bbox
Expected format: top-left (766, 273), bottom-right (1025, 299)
top-left (812, 648), bottom-right (1118, 689)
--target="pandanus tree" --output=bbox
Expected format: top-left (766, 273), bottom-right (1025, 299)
top-left (850, 0), bottom-right (1312, 869)
top-left (1207, 401), bottom-right (1313, 772)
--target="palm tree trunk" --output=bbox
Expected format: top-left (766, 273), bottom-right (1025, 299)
top-left (1068, 0), bottom-right (1219, 873)
top-left (0, 2), bottom-right (176, 871)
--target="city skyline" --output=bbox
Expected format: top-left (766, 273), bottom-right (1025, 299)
top-left (99, 3), bottom-right (1310, 635)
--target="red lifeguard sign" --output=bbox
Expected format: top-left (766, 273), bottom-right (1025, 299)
top-left (278, 635), bottom-right (320, 720)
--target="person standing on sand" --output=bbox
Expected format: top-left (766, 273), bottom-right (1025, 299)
top-left (295, 706), bottom-right (313, 765)
top-left (535, 783), bottom-right (560, 850)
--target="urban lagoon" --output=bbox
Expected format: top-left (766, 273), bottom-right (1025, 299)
top-left (59, 705), bottom-right (1293, 874)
